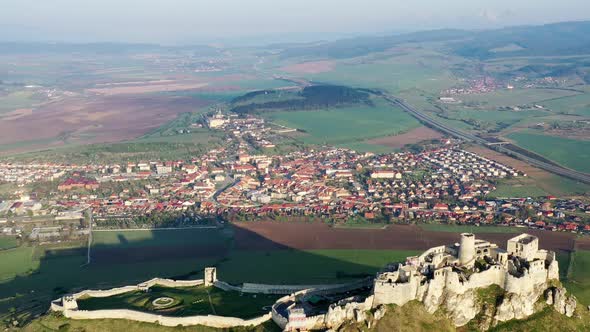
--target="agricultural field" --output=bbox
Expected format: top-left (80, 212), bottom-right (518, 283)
top-left (490, 178), bottom-right (550, 198)
top-left (264, 99), bottom-right (420, 151)
top-left (217, 249), bottom-right (419, 285)
top-left (507, 130), bottom-right (590, 173)
top-left (0, 90), bottom-right (44, 113)
top-left (0, 246), bottom-right (37, 281)
top-left (0, 236), bottom-right (18, 250)
top-left (455, 88), bottom-right (579, 108)
top-left (466, 145), bottom-right (589, 197)
top-left (563, 250), bottom-right (590, 306)
top-left (90, 228), bottom-right (232, 263)
top-left (302, 51), bottom-right (459, 94)
top-left (542, 91), bottom-right (590, 117)
top-left (77, 285), bottom-right (280, 319)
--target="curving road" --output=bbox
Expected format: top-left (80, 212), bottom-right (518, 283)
top-left (383, 95), bottom-right (590, 185)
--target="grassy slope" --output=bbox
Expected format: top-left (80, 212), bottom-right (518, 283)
top-left (507, 130), bottom-right (590, 173)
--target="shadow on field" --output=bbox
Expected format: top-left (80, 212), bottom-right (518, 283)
top-left (0, 221), bottom-right (579, 325)
top-left (0, 223), bottom-right (402, 324)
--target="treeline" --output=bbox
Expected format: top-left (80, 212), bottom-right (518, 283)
top-left (230, 85), bottom-right (373, 114)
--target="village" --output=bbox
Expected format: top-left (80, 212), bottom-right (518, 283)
top-left (1, 111), bottom-right (590, 242)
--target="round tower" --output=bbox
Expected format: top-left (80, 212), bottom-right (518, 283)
top-left (459, 233), bottom-right (476, 266)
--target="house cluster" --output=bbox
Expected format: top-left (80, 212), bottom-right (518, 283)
top-left (1, 138), bottom-right (589, 235)
top-left (441, 77), bottom-right (502, 96)
top-left (0, 162), bottom-right (71, 184)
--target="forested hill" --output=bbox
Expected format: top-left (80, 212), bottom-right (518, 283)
top-left (230, 85), bottom-right (374, 114)
top-left (280, 21), bottom-right (590, 60)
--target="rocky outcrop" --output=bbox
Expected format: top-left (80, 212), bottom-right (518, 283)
top-left (324, 296), bottom-right (374, 330)
top-left (546, 287), bottom-right (577, 317)
top-left (437, 289), bottom-right (480, 326)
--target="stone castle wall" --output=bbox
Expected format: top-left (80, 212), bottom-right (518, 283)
top-left (70, 278), bottom-right (204, 300)
top-left (62, 309), bottom-right (271, 328)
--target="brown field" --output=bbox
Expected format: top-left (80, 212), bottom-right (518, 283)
top-left (366, 126), bottom-right (443, 148)
top-left (233, 221), bottom-right (576, 252)
top-left (86, 81), bottom-right (209, 95)
top-left (281, 60), bottom-right (336, 74)
top-left (0, 95), bottom-right (211, 154)
top-left (0, 108), bottom-right (33, 121)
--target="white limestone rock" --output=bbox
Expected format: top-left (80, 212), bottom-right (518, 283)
top-left (373, 305), bottom-right (387, 321)
top-left (551, 287), bottom-right (577, 317)
top-left (441, 289), bottom-right (480, 326)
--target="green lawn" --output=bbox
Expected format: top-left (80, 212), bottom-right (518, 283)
top-left (418, 224), bottom-right (523, 234)
top-left (507, 130), bottom-right (590, 173)
top-left (265, 99), bottom-right (420, 150)
top-left (78, 285), bottom-right (280, 319)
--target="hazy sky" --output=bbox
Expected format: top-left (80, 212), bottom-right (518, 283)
top-left (2, 0), bottom-right (589, 44)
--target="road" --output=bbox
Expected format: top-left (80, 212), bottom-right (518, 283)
top-left (383, 95), bottom-right (590, 185)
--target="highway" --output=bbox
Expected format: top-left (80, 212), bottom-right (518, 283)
top-left (383, 95), bottom-right (590, 185)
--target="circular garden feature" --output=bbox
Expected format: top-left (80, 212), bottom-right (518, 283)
top-left (151, 297), bottom-right (176, 309)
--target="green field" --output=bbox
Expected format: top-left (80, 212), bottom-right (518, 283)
top-left (418, 224), bottom-right (523, 234)
top-left (0, 246), bottom-right (37, 281)
top-left (563, 250), bottom-right (590, 306)
top-left (0, 90), bottom-right (42, 113)
top-left (507, 130), bottom-right (590, 173)
top-left (265, 99), bottom-right (420, 151)
top-left (542, 92), bottom-right (590, 116)
top-left (491, 178), bottom-right (550, 198)
top-left (0, 226), bottom-right (418, 326)
top-left (217, 249), bottom-right (419, 284)
top-left (92, 228), bottom-right (228, 249)
top-left (0, 236), bottom-right (18, 250)
top-left (78, 285), bottom-right (280, 319)
top-left (456, 88), bottom-right (579, 108)
top-left (303, 52), bottom-right (458, 93)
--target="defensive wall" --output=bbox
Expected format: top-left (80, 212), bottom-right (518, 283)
top-left (52, 269), bottom-right (371, 330)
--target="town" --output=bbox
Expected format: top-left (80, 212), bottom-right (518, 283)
top-left (1, 111), bottom-right (589, 243)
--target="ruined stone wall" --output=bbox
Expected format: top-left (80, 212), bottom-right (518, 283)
top-left (373, 275), bottom-right (421, 306)
top-left (70, 278), bottom-right (204, 300)
top-left (62, 309), bottom-right (271, 328)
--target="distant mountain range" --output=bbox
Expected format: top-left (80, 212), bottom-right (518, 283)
top-left (280, 21), bottom-right (590, 59)
top-left (3, 20), bottom-right (590, 60)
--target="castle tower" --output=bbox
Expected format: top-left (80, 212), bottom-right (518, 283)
top-left (459, 233), bottom-right (476, 266)
top-left (204, 267), bottom-right (217, 287)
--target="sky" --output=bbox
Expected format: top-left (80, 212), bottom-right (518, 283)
top-left (1, 0), bottom-right (589, 44)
